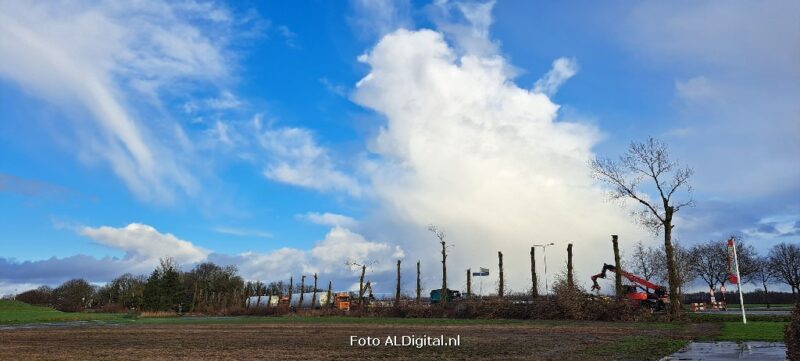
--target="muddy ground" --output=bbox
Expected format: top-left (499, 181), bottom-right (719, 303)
top-left (0, 320), bottom-right (716, 360)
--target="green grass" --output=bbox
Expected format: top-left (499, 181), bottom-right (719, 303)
top-left (743, 303), bottom-right (794, 309)
top-left (0, 300), bottom-right (125, 324)
top-left (713, 321), bottom-right (787, 342)
top-left (582, 336), bottom-right (688, 361)
top-left (0, 301), bottom-right (683, 331)
top-left (687, 313), bottom-right (790, 323)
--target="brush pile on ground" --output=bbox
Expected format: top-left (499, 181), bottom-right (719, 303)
top-left (787, 303), bottom-right (800, 361)
top-left (234, 279), bottom-right (651, 322)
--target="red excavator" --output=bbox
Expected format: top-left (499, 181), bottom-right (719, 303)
top-left (590, 263), bottom-right (669, 311)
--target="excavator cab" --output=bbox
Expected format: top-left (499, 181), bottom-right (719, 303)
top-left (334, 292), bottom-right (351, 311)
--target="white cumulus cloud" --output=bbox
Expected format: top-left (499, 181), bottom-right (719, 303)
top-left (352, 25), bottom-right (643, 292)
top-left (80, 223), bottom-right (209, 267)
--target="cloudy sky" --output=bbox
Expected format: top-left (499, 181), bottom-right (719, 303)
top-left (1, 0), bottom-right (798, 295)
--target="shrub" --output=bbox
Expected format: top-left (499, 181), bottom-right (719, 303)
top-left (15, 286), bottom-right (53, 306)
top-left (787, 303), bottom-right (800, 361)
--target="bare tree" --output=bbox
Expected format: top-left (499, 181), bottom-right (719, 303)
top-left (626, 241), bottom-right (659, 291)
top-left (751, 255), bottom-right (777, 308)
top-left (590, 137), bottom-right (693, 315)
top-left (688, 238), bottom-right (757, 302)
top-left (689, 242), bottom-right (726, 293)
top-left (428, 225), bottom-right (449, 306)
top-left (654, 241), bottom-right (695, 296)
top-left (769, 242), bottom-right (800, 301)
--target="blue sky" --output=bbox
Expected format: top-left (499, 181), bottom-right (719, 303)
top-left (1, 0), bottom-right (798, 294)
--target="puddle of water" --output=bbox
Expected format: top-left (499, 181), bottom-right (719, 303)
top-left (661, 341), bottom-right (787, 361)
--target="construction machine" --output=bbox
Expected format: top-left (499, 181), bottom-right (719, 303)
top-left (429, 288), bottom-right (462, 304)
top-left (334, 292), bottom-right (351, 311)
top-left (590, 263), bottom-right (669, 311)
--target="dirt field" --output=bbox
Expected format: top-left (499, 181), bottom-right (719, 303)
top-left (0, 319), bottom-right (716, 360)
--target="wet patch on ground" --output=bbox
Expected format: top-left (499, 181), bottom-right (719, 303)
top-left (662, 341), bottom-right (787, 361)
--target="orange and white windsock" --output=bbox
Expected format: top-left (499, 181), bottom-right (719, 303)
top-left (727, 238), bottom-right (739, 284)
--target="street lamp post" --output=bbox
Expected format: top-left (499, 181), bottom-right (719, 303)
top-left (533, 243), bottom-right (555, 295)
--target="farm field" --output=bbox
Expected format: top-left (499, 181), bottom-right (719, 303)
top-left (0, 317), bottom-right (715, 361)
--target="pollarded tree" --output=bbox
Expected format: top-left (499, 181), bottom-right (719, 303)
top-left (428, 224), bottom-right (449, 306)
top-left (590, 137), bottom-right (693, 315)
top-left (346, 259), bottom-right (377, 306)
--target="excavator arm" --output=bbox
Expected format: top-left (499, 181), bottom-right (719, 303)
top-left (590, 263), bottom-right (662, 292)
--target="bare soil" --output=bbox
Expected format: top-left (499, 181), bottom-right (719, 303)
top-left (0, 320), bottom-right (715, 360)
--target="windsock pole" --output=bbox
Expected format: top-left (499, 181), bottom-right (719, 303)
top-left (730, 238), bottom-right (747, 324)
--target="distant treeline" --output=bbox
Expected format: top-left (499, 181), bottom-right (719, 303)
top-left (683, 290), bottom-right (796, 306)
top-left (12, 258), bottom-right (315, 313)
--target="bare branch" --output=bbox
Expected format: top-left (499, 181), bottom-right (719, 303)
top-left (590, 157), bottom-right (665, 223)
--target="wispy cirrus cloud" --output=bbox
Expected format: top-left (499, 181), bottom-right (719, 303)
top-left (211, 226), bottom-right (272, 239)
top-left (533, 57), bottom-right (579, 96)
top-left (0, 0), bottom-right (258, 204)
top-left (298, 212), bottom-right (358, 228)
top-left (254, 115), bottom-right (362, 196)
top-left (349, 0), bottom-right (413, 41)
top-left (0, 173), bottom-right (72, 199)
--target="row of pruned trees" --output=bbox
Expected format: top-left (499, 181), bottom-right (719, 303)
top-left (625, 239), bottom-right (800, 303)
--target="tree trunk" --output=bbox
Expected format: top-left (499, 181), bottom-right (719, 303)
top-left (359, 265), bottom-right (366, 307)
top-left (190, 283), bottom-right (198, 313)
top-left (466, 269), bottom-right (472, 298)
top-left (299, 275), bottom-right (306, 309)
top-left (441, 240), bottom-right (448, 306)
top-left (395, 260), bottom-right (401, 307)
top-left (663, 209), bottom-right (682, 315)
top-left (567, 243), bottom-right (574, 288)
top-left (288, 277), bottom-right (293, 310)
top-left (416, 261), bottom-right (421, 305)
top-left (612, 235), bottom-right (623, 297)
top-left (762, 282), bottom-right (769, 309)
top-left (312, 273), bottom-right (318, 309)
top-left (531, 247), bottom-right (538, 298)
top-left (498, 251), bottom-right (504, 298)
